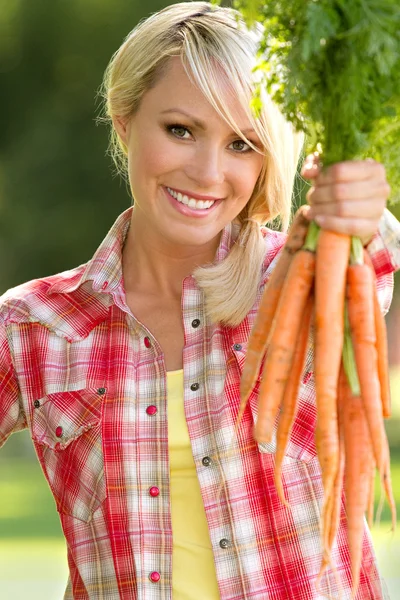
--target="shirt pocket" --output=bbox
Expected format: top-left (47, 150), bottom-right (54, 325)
top-left (231, 341), bottom-right (317, 464)
top-left (31, 387), bottom-right (106, 523)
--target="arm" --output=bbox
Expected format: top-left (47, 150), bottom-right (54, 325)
top-left (0, 320), bottom-right (25, 448)
top-left (365, 207), bottom-right (400, 275)
top-left (364, 208), bottom-right (400, 314)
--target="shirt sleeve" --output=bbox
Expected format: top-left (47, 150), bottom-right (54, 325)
top-left (366, 208), bottom-right (400, 315)
top-left (0, 320), bottom-right (26, 448)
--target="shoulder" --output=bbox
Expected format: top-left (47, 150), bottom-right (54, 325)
top-left (259, 226), bottom-right (287, 286)
top-left (0, 264), bottom-right (87, 328)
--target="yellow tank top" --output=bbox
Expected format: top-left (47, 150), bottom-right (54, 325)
top-left (166, 369), bottom-right (220, 599)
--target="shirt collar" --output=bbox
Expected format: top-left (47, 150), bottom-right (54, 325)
top-left (47, 207), bottom-right (239, 297)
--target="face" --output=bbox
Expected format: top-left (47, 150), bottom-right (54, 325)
top-left (114, 57), bottom-right (264, 253)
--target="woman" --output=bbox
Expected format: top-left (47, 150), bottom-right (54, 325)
top-left (0, 2), bottom-right (398, 599)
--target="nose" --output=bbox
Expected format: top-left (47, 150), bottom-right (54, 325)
top-left (184, 143), bottom-right (225, 188)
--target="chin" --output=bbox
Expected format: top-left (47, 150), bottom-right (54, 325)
top-left (168, 227), bottom-right (220, 249)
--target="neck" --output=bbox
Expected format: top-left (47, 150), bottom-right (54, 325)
top-left (122, 210), bottom-right (221, 299)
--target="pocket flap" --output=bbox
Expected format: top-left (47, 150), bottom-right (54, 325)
top-left (31, 387), bottom-right (104, 450)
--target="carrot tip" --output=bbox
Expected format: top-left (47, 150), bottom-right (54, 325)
top-left (275, 482), bottom-right (291, 509)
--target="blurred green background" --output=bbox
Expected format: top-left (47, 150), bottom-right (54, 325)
top-left (0, 0), bottom-right (399, 598)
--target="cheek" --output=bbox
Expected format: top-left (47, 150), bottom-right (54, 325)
top-left (128, 143), bottom-right (168, 185)
top-left (232, 158), bottom-right (263, 201)
top-left (127, 132), bottom-right (183, 190)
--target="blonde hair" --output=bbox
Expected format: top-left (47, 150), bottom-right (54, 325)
top-left (99, 1), bottom-right (304, 326)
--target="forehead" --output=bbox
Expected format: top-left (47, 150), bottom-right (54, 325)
top-left (141, 56), bottom-right (253, 130)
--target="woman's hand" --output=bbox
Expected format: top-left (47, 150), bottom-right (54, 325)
top-left (301, 153), bottom-right (391, 246)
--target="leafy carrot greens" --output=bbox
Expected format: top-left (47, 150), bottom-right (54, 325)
top-left (221, 0), bottom-right (400, 197)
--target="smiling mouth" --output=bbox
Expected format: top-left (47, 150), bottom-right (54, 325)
top-left (166, 187), bottom-right (216, 210)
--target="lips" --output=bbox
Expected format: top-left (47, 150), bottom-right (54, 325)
top-left (163, 186), bottom-right (222, 218)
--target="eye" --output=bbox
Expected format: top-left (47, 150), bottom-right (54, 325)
top-left (230, 139), bottom-right (252, 153)
top-left (167, 124), bottom-right (191, 139)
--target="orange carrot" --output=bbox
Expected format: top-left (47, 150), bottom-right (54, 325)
top-left (346, 263), bottom-right (385, 473)
top-left (274, 292), bottom-right (314, 507)
top-left (253, 249), bottom-right (315, 444)
top-left (314, 231), bottom-right (351, 528)
top-left (363, 251), bottom-right (391, 418)
top-left (377, 434), bottom-right (397, 532)
top-left (318, 365), bottom-right (346, 584)
top-left (366, 461), bottom-right (376, 529)
top-left (340, 367), bottom-right (374, 597)
top-left (239, 206), bottom-right (311, 417)
top-left (373, 294), bottom-right (391, 418)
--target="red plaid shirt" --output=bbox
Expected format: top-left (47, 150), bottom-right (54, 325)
top-left (1, 207), bottom-right (399, 599)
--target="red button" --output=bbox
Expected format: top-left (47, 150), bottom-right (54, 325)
top-left (102, 281), bottom-right (108, 290)
top-left (144, 337), bottom-right (151, 348)
top-left (149, 486), bottom-right (160, 497)
top-left (149, 571), bottom-right (160, 583)
top-left (146, 405), bottom-right (157, 416)
top-left (302, 371), bottom-right (313, 384)
top-left (55, 426), bottom-right (63, 438)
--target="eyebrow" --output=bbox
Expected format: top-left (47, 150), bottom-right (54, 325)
top-left (160, 108), bottom-right (257, 136)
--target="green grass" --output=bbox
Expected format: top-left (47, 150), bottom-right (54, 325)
top-left (369, 525), bottom-right (400, 599)
top-left (0, 538), bottom-right (68, 600)
top-left (0, 458), bottom-right (63, 539)
top-left (373, 447), bottom-right (400, 522)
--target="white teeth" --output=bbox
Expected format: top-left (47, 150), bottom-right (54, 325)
top-left (167, 187), bottom-right (215, 210)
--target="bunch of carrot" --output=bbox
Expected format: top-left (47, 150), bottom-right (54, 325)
top-left (234, 206), bottom-right (396, 597)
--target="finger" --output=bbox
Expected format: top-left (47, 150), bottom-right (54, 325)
top-left (313, 215), bottom-right (379, 239)
top-left (307, 180), bottom-right (389, 206)
top-left (301, 162), bottom-right (320, 180)
top-left (308, 198), bottom-right (385, 221)
top-left (304, 152), bottom-right (321, 166)
top-left (315, 159), bottom-right (385, 185)
top-left (301, 152), bottom-right (322, 178)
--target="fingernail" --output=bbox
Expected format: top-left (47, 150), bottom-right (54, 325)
top-left (314, 216), bottom-right (325, 226)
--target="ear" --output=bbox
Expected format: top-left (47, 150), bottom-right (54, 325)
top-left (113, 115), bottom-right (130, 146)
